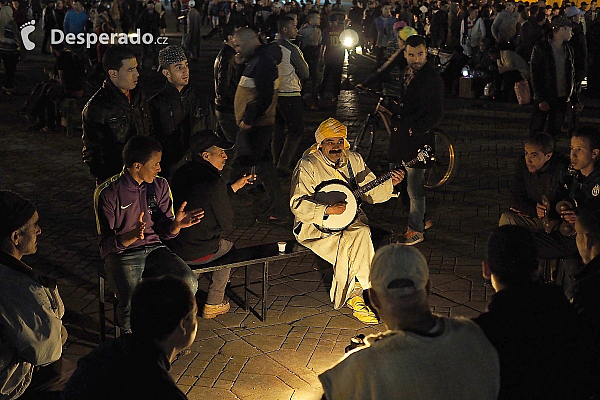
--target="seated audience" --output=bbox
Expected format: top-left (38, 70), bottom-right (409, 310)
top-left (319, 245), bottom-right (500, 400)
top-left (499, 133), bottom-right (569, 230)
top-left (0, 190), bottom-right (74, 400)
top-left (94, 136), bottom-right (203, 330)
top-left (63, 276), bottom-right (197, 400)
top-left (166, 130), bottom-right (254, 319)
top-left (474, 225), bottom-right (591, 400)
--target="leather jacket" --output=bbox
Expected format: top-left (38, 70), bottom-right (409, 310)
top-left (148, 83), bottom-right (214, 176)
top-left (82, 79), bottom-right (153, 183)
top-left (214, 43), bottom-right (242, 113)
top-left (530, 39), bottom-right (576, 104)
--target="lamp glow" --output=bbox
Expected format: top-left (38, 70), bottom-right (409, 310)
top-left (339, 29), bottom-right (359, 49)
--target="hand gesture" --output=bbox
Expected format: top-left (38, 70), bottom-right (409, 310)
top-left (121, 212), bottom-right (145, 247)
top-left (325, 202), bottom-right (347, 215)
top-left (391, 169), bottom-right (405, 186)
top-left (536, 203), bottom-right (547, 219)
top-left (231, 173), bottom-right (256, 193)
top-left (175, 201), bottom-right (204, 229)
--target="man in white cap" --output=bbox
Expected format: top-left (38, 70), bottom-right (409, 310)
top-left (290, 118), bottom-right (404, 324)
top-left (319, 245), bottom-right (501, 400)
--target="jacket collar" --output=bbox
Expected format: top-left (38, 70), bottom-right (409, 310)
top-left (0, 250), bottom-right (56, 289)
top-left (102, 78), bottom-right (139, 104)
top-left (190, 154), bottom-right (222, 177)
top-left (122, 168), bottom-right (148, 190)
top-left (162, 81), bottom-right (189, 97)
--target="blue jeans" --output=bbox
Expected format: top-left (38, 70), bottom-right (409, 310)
top-left (406, 167), bottom-right (426, 233)
top-left (104, 245), bottom-right (198, 330)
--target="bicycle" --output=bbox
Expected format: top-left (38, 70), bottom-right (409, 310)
top-left (352, 88), bottom-right (457, 189)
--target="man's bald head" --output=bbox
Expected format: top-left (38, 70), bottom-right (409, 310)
top-left (233, 27), bottom-right (261, 59)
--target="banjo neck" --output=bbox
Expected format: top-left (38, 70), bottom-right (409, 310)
top-left (351, 154), bottom-right (423, 199)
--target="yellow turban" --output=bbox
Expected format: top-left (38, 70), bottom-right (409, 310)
top-left (315, 118), bottom-right (350, 149)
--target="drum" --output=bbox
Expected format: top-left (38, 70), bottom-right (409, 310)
top-left (313, 179), bottom-right (359, 232)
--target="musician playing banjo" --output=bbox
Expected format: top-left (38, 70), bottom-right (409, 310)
top-left (290, 118), bottom-right (404, 324)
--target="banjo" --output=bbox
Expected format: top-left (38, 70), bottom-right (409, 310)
top-left (313, 146), bottom-right (433, 232)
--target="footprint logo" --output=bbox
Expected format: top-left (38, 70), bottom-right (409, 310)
top-left (20, 20), bottom-right (36, 51)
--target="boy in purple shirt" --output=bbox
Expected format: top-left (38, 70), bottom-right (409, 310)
top-left (94, 136), bottom-right (204, 330)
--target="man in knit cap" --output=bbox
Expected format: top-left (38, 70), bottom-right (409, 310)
top-left (290, 118), bottom-right (404, 324)
top-left (0, 190), bottom-right (74, 399)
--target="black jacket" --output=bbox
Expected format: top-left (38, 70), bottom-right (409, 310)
top-left (515, 19), bottom-right (543, 62)
top-left (148, 83), bottom-right (213, 176)
top-left (214, 43), bottom-right (242, 113)
top-left (510, 152), bottom-right (569, 218)
top-left (63, 333), bottom-right (186, 400)
top-left (137, 8), bottom-right (160, 35)
top-left (389, 60), bottom-right (444, 166)
top-left (82, 79), bottom-right (153, 182)
top-left (530, 39), bottom-right (576, 104)
top-left (552, 164), bottom-right (600, 210)
top-left (572, 255), bottom-right (600, 395)
top-left (473, 283), bottom-right (591, 400)
top-left (165, 157), bottom-right (234, 261)
top-left (569, 22), bottom-right (588, 85)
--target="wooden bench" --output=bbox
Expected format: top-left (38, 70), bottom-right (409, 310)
top-left (191, 240), bottom-right (311, 322)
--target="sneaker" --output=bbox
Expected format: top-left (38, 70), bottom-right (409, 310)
top-left (202, 301), bottom-right (230, 319)
top-left (347, 296), bottom-right (379, 325)
top-left (424, 219), bottom-right (434, 230)
top-left (401, 229), bottom-right (424, 245)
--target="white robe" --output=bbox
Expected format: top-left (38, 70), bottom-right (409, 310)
top-left (290, 149), bottom-right (394, 309)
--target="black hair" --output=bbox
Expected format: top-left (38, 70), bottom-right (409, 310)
top-left (122, 136), bottom-right (163, 167)
top-left (577, 207), bottom-right (600, 243)
top-left (277, 15), bottom-right (296, 32)
top-left (221, 23), bottom-right (235, 40)
top-left (572, 126), bottom-right (600, 155)
top-left (526, 132), bottom-right (555, 154)
top-left (405, 34), bottom-right (427, 48)
top-left (130, 276), bottom-right (196, 341)
top-left (486, 226), bottom-right (538, 286)
top-left (102, 45), bottom-right (136, 73)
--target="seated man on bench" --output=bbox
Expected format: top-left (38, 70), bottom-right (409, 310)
top-left (166, 130), bottom-right (255, 319)
top-left (290, 118), bottom-right (404, 324)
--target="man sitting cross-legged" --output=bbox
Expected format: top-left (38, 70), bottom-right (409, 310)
top-left (291, 118), bottom-right (404, 324)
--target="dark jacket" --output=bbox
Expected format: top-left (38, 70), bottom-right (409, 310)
top-left (148, 83), bottom-right (213, 176)
top-left (572, 255), bottom-right (600, 395)
top-left (530, 39), bottom-right (576, 104)
top-left (82, 79), bottom-right (153, 182)
top-left (136, 8), bottom-right (160, 35)
top-left (552, 164), bottom-right (600, 210)
top-left (63, 333), bottom-right (186, 400)
top-left (515, 19), bottom-right (543, 62)
top-left (430, 9), bottom-right (448, 48)
top-left (510, 152), bottom-right (569, 218)
top-left (165, 157), bottom-right (234, 261)
top-left (569, 22), bottom-right (588, 85)
top-left (389, 60), bottom-right (444, 166)
top-left (473, 283), bottom-right (591, 400)
top-left (234, 42), bottom-right (282, 127)
top-left (214, 43), bottom-right (242, 113)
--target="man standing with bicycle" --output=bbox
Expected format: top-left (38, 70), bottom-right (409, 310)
top-left (389, 34), bottom-right (444, 245)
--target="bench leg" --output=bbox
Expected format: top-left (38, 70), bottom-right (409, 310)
top-left (99, 275), bottom-right (106, 341)
top-left (262, 261), bottom-right (269, 322)
top-left (244, 266), bottom-right (249, 312)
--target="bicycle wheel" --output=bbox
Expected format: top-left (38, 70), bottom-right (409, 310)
top-left (351, 117), bottom-right (375, 163)
top-left (424, 131), bottom-right (456, 189)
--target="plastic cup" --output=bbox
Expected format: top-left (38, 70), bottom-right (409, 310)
top-left (277, 241), bottom-right (286, 253)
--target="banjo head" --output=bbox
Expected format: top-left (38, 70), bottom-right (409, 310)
top-left (313, 180), bottom-right (358, 231)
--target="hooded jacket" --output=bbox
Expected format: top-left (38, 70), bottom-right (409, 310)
top-left (234, 42), bottom-right (282, 127)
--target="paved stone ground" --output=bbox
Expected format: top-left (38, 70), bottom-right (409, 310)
top-left (1, 13), bottom-right (599, 400)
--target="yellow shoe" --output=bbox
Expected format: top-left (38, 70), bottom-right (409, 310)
top-left (202, 302), bottom-right (230, 319)
top-left (347, 296), bottom-right (379, 325)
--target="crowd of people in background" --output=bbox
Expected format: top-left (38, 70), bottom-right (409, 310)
top-left (2, 0), bottom-right (600, 398)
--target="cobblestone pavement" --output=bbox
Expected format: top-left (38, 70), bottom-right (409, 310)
top-left (1, 16), bottom-right (599, 400)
